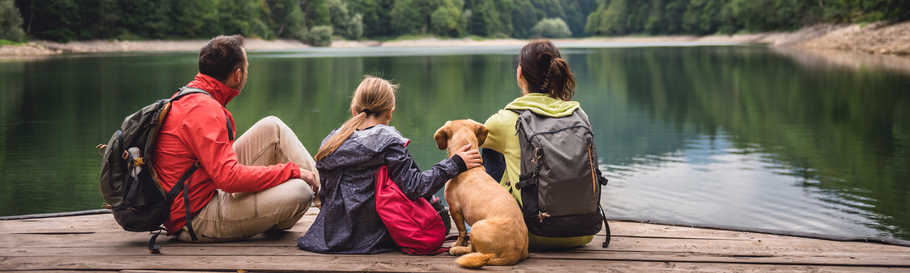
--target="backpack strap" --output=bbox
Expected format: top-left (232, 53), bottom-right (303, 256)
top-left (176, 87), bottom-right (234, 141)
top-left (164, 161), bottom-right (201, 241)
top-left (149, 160), bottom-right (201, 253)
top-left (599, 203), bottom-right (611, 248)
top-left (511, 109), bottom-right (542, 191)
top-left (173, 87), bottom-right (212, 101)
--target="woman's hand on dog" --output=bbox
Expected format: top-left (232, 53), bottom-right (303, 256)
top-left (455, 144), bottom-right (483, 170)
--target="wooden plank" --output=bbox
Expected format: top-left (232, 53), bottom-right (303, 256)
top-left (4, 227), bottom-right (907, 258)
top-left (2, 255), bottom-right (909, 272)
top-left (0, 213), bottom-right (863, 243)
top-left (4, 212), bottom-right (910, 272)
top-left (0, 212), bottom-right (317, 232)
top-left (3, 243), bottom-right (908, 267)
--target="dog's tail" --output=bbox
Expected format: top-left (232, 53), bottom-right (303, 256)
top-left (455, 253), bottom-right (495, 269)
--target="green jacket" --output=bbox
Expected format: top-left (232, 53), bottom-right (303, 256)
top-left (481, 93), bottom-right (593, 249)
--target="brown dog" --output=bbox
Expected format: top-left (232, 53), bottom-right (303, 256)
top-left (434, 119), bottom-right (528, 269)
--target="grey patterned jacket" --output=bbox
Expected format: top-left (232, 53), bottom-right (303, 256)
top-left (297, 124), bottom-right (463, 254)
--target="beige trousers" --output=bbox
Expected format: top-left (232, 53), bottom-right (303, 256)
top-left (177, 116), bottom-right (317, 243)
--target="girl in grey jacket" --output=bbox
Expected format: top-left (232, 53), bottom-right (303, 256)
top-left (297, 76), bottom-right (482, 254)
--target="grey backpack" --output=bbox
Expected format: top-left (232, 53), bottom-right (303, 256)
top-left (513, 108), bottom-right (611, 247)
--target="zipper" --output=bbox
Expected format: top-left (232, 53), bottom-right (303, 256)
top-left (588, 144), bottom-right (596, 194)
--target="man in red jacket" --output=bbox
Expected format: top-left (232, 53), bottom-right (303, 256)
top-left (152, 35), bottom-right (320, 242)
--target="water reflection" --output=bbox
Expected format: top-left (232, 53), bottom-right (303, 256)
top-left (0, 45), bottom-right (907, 241)
top-left (583, 46), bottom-right (909, 239)
top-left (604, 133), bottom-right (882, 237)
top-left (773, 46), bottom-right (910, 77)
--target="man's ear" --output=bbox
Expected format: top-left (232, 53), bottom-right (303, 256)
top-left (475, 122), bottom-right (489, 147)
top-left (434, 121), bottom-right (451, 150)
top-left (227, 67), bottom-right (243, 86)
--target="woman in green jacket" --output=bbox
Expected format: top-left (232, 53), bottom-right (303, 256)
top-left (480, 39), bottom-right (594, 249)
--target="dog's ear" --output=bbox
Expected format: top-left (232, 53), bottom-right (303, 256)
top-left (475, 123), bottom-right (489, 147)
top-left (434, 121), bottom-right (451, 150)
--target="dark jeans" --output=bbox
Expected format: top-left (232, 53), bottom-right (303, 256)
top-left (482, 148), bottom-right (506, 183)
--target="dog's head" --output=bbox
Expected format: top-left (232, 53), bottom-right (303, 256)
top-left (434, 119), bottom-right (489, 157)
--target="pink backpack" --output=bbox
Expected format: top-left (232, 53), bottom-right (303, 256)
top-left (374, 165), bottom-right (448, 255)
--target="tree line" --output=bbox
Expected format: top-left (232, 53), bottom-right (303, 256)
top-left (5, 0), bottom-right (592, 43)
top-left (586, 0), bottom-right (910, 36)
top-left (1, 0), bottom-right (907, 45)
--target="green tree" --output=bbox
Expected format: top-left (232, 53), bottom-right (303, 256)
top-left (529, 17), bottom-right (571, 37)
top-left (73, 0), bottom-right (121, 39)
top-left (529, 0), bottom-right (565, 19)
top-left (465, 0), bottom-right (511, 37)
top-left (642, 0), bottom-right (663, 34)
top-left (306, 0), bottom-right (332, 27)
top-left (717, 0), bottom-right (740, 34)
top-left (174, 0), bottom-right (219, 38)
top-left (265, 0), bottom-right (308, 39)
top-left (306, 25), bottom-right (333, 45)
top-left (430, 0), bottom-right (464, 37)
top-left (348, 0), bottom-right (393, 37)
top-left (0, 0), bottom-right (25, 42)
top-left (823, 0), bottom-right (910, 23)
top-left (561, 1), bottom-right (584, 37)
top-left (351, 0), bottom-right (395, 37)
top-left (328, 0), bottom-right (363, 39)
top-left (512, 0), bottom-right (539, 38)
top-left (731, 0), bottom-right (811, 32)
top-left (390, 0), bottom-right (424, 34)
top-left (681, 0), bottom-right (726, 35)
top-left (285, 5), bottom-right (309, 39)
top-left (16, 0), bottom-right (81, 42)
top-left (586, 0), bottom-right (628, 35)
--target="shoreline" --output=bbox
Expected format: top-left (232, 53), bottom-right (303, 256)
top-left (2, 21), bottom-right (908, 75)
top-left (0, 21), bottom-right (906, 55)
top-left (0, 32), bottom-right (820, 56)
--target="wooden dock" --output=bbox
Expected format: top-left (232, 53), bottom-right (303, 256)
top-left (2, 209), bottom-right (909, 272)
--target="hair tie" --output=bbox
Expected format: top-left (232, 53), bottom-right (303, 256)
top-left (540, 60), bottom-right (554, 92)
top-left (360, 109), bottom-right (374, 115)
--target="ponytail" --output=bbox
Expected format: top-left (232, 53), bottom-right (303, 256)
top-left (315, 112), bottom-right (369, 160)
top-left (315, 76), bottom-right (398, 160)
top-left (545, 56), bottom-right (575, 101)
top-left (519, 39), bottom-right (576, 101)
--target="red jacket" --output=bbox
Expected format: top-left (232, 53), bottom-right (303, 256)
top-left (153, 73), bottom-right (301, 235)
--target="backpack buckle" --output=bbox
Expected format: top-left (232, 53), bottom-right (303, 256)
top-left (96, 144), bottom-right (107, 156)
top-left (532, 148), bottom-right (543, 163)
top-left (538, 211), bottom-right (550, 223)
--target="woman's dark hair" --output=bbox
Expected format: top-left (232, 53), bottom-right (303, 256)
top-left (198, 35), bottom-right (246, 82)
top-left (518, 39), bottom-right (576, 101)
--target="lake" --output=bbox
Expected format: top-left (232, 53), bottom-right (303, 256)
top-left (0, 44), bottom-right (907, 241)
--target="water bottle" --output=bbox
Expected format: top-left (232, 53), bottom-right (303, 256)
top-left (128, 147), bottom-right (142, 178)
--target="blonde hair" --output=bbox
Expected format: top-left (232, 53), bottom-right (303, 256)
top-left (315, 76), bottom-right (399, 160)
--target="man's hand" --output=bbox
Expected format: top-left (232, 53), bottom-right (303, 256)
top-left (299, 168), bottom-right (319, 193)
top-left (455, 144), bottom-right (483, 170)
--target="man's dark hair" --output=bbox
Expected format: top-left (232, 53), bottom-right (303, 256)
top-left (198, 35), bottom-right (246, 82)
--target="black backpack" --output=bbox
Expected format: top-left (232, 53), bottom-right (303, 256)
top-left (513, 108), bottom-right (611, 247)
top-left (98, 87), bottom-right (233, 253)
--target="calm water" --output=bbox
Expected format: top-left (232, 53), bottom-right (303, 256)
top-left (1, 45), bottom-right (908, 240)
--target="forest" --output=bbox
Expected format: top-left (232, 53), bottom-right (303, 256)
top-left (1, 0), bottom-right (907, 45)
top-left (585, 0), bottom-right (910, 36)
